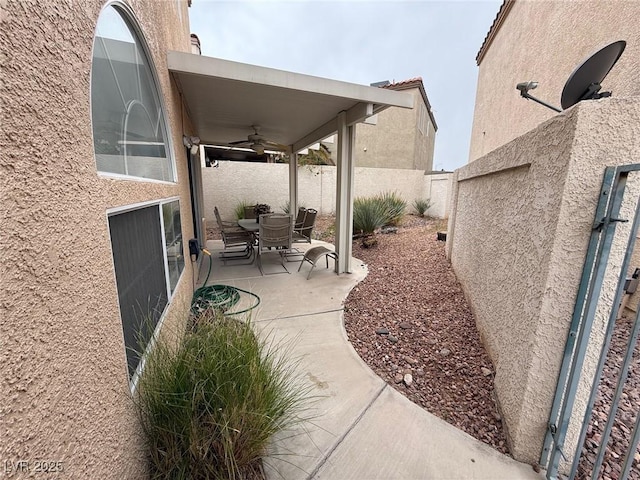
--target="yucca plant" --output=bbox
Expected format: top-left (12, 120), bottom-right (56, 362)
top-left (353, 196), bottom-right (388, 240)
top-left (233, 200), bottom-right (253, 220)
top-left (376, 191), bottom-right (407, 226)
top-left (133, 310), bottom-right (309, 480)
top-left (412, 198), bottom-right (432, 217)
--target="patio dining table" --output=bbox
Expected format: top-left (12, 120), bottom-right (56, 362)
top-left (237, 219), bottom-right (260, 232)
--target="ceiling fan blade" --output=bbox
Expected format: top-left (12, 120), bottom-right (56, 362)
top-left (228, 140), bottom-right (250, 145)
top-left (264, 141), bottom-right (289, 151)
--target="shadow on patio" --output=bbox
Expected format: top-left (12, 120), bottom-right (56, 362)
top-left (198, 239), bottom-right (543, 480)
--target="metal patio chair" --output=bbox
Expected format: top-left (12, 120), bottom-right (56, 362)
top-left (214, 206), bottom-right (244, 234)
top-left (219, 228), bottom-right (254, 265)
top-left (293, 207), bottom-right (317, 243)
top-left (257, 213), bottom-right (293, 275)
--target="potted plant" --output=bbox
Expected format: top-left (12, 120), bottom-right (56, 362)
top-left (254, 203), bottom-right (271, 222)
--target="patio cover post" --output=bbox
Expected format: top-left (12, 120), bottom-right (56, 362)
top-left (335, 111), bottom-right (355, 274)
top-left (289, 152), bottom-right (298, 215)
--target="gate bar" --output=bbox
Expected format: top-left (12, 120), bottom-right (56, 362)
top-left (568, 192), bottom-right (640, 479)
top-left (541, 167), bottom-right (617, 467)
top-left (543, 167), bottom-right (627, 477)
top-left (620, 403), bottom-right (640, 480)
top-left (591, 306), bottom-right (640, 479)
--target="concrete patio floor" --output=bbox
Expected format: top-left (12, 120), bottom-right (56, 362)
top-left (201, 239), bottom-right (545, 480)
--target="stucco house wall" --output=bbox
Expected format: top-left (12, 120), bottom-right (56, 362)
top-left (469, 0), bottom-right (640, 162)
top-left (354, 80), bottom-right (436, 171)
top-left (1, 1), bottom-right (196, 477)
top-left (447, 98), bottom-right (640, 464)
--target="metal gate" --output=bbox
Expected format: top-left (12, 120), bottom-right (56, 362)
top-left (542, 165), bottom-right (640, 479)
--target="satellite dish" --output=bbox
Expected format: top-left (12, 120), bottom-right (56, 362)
top-left (560, 40), bottom-right (626, 110)
top-left (516, 40), bottom-right (626, 113)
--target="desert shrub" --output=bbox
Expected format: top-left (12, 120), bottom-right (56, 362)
top-left (412, 198), bottom-right (432, 217)
top-left (279, 201), bottom-right (306, 214)
top-left (233, 200), bottom-right (253, 220)
top-left (353, 196), bottom-right (389, 235)
top-left (376, 191), bottom-right (407, 226)
top-left (134, 311), bottom-right (308, 480)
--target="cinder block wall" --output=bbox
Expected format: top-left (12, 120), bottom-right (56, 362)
top-left (447, 98), bottom-right (640, 465)
top-left (202, 162), bottom-right (451, 224)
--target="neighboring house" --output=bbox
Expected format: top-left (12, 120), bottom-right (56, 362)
top-left (261, 77), bottom-right (438, 172)
top-left (1, 1), bottom-right (202, 476)
top-left (354, 78), bottom-right (437, 171)
top-left (468, 0), bottom-right (640, 162)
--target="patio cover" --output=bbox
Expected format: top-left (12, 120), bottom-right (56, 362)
top-left (167, 51), bottom-right (414, 273)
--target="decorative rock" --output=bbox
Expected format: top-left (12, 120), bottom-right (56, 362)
top-left (403, 373), bottom-right (413, 387)
top-left (388, 335), bottom-right (398, 344)
top-left (362, 236), bottom-right (378, 248)
top-left (481, 367), bottom-right (492, 376)
top-left (427, 338), bottom-right (438, 345)
top-left (375, 327), bottom-right (389, 335)
top-left (381, 226), bottom-right (398, 234)
top-left (404, 355), bottom-right (418, 365)
top-left (394, 374), bottom-right (404, 384)
top-left (416, 368), bottom-right (425, 376)
top-left (439, 348), bottom-right (451, 357)
top-left (399, 322), bottom-right (412, 330)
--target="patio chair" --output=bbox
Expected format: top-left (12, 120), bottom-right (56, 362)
top-left (214, 206), bottom-right (244, 234)
top-left (244, 205), bottom-right (256, 219)
top-left (219, 228), bottom-right (255, 265)
top-left (257, 213), bottom-right (293, 275)
top-left (293, 207), bottom-right (307, 231)
top-left (293, 208), bottom-right (317, 243)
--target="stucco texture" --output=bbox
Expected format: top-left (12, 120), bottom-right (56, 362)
top-left (1, 1), bottom-right (195, 478)
top-left (469, 0), bottom-right (640, 162)
top-left (354, 89), bottom-right (435, 171)
top-left (448, 98), bottom-right (640, 464)
top-left (202, 161), bottom-right (451, 223)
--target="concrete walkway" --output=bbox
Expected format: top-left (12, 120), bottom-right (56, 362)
top-left (203, 240), bottom-right (544, 480)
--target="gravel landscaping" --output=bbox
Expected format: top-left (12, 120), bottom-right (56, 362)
top-left (577, 313), bottom-right (640, 480)
top-left (340, 216), bottom-right (511, 455)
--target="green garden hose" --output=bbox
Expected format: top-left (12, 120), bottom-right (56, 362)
top-left (190, 249), bottom-right (261, 316)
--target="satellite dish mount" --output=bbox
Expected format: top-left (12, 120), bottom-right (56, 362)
top-left (516, 81), bottom-right (561, 112)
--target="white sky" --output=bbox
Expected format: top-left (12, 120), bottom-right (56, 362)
top-left (188, 0), bottom-right (501, 171)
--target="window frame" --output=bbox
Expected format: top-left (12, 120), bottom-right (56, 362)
top-left (106, 196), bottom-right (185, 389)
top-left (90, 1), bottom-right (177, 184)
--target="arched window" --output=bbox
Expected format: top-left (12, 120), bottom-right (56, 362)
top-left (91, 3), bottom-right (175, 182)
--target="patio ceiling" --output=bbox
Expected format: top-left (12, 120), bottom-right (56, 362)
top-left (167, 51), bottom-right (414, 153)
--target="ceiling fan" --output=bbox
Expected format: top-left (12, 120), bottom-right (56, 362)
top-left (228, 125), bottom-right (288, 154)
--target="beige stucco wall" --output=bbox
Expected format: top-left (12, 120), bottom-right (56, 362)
top-left (202, 162), bottom-right (451, 223)
top-left (424, 172), bottom-right (452, 219)
top-left (354, 88), bottom-right (435, 171)
top-left (1, 1), bottom-right (196, 478)
top-left (469, 0), bottom-right (640, 162)
top-left (447, 98), bottom-right (640, 464)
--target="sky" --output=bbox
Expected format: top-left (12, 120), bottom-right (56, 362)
top-left (188, 0), bottom-right (501, 171)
